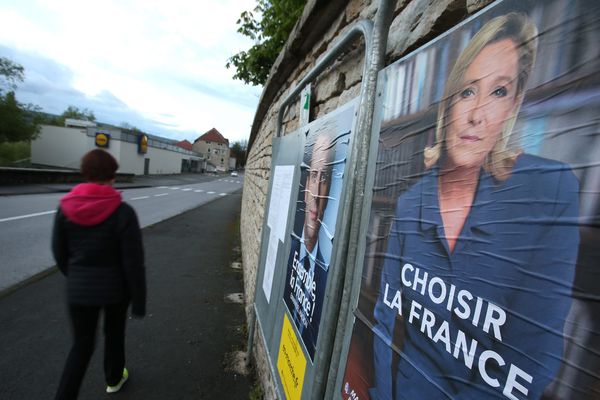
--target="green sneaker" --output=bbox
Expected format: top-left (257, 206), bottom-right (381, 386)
top-left (106, 368), bottom-right (129, 393)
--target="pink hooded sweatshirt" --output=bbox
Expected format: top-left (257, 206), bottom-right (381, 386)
top-left (60, 183), bottom-right (122, 226)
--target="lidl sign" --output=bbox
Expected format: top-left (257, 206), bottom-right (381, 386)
top-left (138, 134), bottom-right (148, 154)
top-left (95, 132), bottom-right (110, 148)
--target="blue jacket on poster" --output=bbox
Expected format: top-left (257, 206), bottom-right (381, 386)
top-left (284, 234), bottom-right (329, 361)
top-left (371, 154), bottom-right (580, 400)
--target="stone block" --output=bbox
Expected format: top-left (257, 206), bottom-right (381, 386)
top-left (387, 0), bottom-right (466, 61)
top-left (467, 0), bottom-right (494, 14)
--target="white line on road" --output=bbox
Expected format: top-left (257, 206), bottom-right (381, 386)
top-left (154, 193), bottom-right (169, 197)
top-left (130, 196), bottom-right (150, 200)
top-left (194, 190), bottom-right (204, 193)
top-left (157, 186), bottom-right (168, 189)
top-left (182, 188), bottom-right (192, 191)
top-left (219, 193), bottom-right (227, 196)
top-left (169, 187), bottom-right (180, 190)
top-left (207, 191), bottom-right (215, 194)
top-left (0, 210), bottom-right (56, 223)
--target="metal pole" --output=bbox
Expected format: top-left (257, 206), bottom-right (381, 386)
top-left (308, 20), bottom-right (376, 400)
top-left (323, 0), bottom-right (394, 398)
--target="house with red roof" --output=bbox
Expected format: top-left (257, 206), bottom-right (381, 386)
top-left (192, 128), bottom-right (230, 172)
top-left (176, 139), bottom-right (193, 151)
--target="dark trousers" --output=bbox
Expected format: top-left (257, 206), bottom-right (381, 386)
top-left (54, 300), bottom-right (129, 400)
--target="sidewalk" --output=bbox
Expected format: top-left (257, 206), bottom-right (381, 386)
top-left (0, 188), bottom-right (253, 399)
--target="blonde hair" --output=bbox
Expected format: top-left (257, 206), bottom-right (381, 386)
top-left (424, 12), bottom-right (538, 179)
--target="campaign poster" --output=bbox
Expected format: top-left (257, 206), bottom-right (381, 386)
top-left (341, 0), bottom-right (600, 399)
top-left (283, 102), bottom-right (355, 361)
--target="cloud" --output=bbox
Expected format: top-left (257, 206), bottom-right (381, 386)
top-left (0, 0), bottom-right (262, 144)
top-left (173, 76), bottom-right (260, 110)
top-left (1, 46), bottom-right (173, 138)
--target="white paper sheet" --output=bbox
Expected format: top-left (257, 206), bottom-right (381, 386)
top-left (262, 232), bottom-right (279, 302)
top-left (262, 165), bottom-right (295, 303)
top-left (267, 165), bottom-right (295, 241)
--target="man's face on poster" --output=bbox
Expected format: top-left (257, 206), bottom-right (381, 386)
top-left (304, 135), bottom-right (333, 252)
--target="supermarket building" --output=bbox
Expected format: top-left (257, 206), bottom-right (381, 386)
top-left (31, 119), bottom-right (205, 175)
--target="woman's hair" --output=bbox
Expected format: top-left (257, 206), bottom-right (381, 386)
top-left (80, 149), bottom-right (119, 182)
top-left (424, 12), bottom-right (538, 179)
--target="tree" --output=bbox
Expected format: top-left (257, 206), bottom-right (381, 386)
top-left (0, 92), bottom-right (39, 143)
top-left (0, 57), bottom-right (40, 143)
top-left (226, 0), bottom-right (306, 86)
top-left (61, 106), bottom-right (96, 122)
top-left (0, 57), bottom-right (24, 91)
top-left (230, 140), bottom-right (248, 168)
top-left (120, 122), bottom-right (136, 130)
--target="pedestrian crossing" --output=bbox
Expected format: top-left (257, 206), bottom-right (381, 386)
top-left (127, 182), bottom-right (239, 202)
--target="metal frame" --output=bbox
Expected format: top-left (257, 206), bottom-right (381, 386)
top-left (276, 20), bottom-right (373, 138)
top-left (247, 1), bottom-right (395, 397)
top-left (248, 18), bottom-right (374, 358)
top-left (321, 1), bottom-right (394, 398)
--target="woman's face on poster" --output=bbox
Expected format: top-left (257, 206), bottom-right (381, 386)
top-left (445, 38), bottom-right (521, 169)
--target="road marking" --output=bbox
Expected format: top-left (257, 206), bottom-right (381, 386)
top-left (219, 193), bottom-right (227, 196)
top-left (154, 193), bottom-right (169, 197)
top-left (157, 186), bottom-right (168, 189)
top-left (207, 191), bottom-right (215, 194)
top-left (170, 187), bottom-right (180, 190)
top-left (130, 196), bottom-right (149, 200)
top-left (0, 210), bottom-right (56, 223)
top-left (182, 188), bottom-right (192, 191)
top-left (194, 190), bottom-right (204, 193)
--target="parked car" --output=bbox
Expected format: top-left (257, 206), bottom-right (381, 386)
top-left (231, 171), bottom-right (238, 177)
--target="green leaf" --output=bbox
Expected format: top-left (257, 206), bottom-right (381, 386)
top-left (227, 0), bottom-right (306, 86)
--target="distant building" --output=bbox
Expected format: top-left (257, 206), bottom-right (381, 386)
top-left (174, 139), bottom-right (207, 172)
top-left (192, 128), bottom-right (230, 172)
top-left (31, 121), bottom-right (204, 175)
top-left (176, 139), bottom-right (194, 151)
top-left (229, 149), bottom-right (237, 171)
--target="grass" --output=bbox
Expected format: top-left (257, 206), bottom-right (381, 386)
top-left (0, 141), bottom-right (30, 166)
top-left (249, 380), bottom-right (264, 400)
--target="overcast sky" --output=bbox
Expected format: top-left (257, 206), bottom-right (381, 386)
top-left (0, 0), bottom-right (263, 144)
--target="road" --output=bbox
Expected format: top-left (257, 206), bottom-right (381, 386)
top-left (0, 175), bottom-right (243, 293)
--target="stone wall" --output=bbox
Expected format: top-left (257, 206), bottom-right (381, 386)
top-left (240, 0), bottom-right (493, 397)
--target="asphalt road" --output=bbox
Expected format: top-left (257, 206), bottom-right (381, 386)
top-left (0, 188), bottom-right (252, 399)
top-left (0, 174), bottom-right (243, 293)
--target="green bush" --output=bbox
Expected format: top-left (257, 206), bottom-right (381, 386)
top-left (0, 141), bottom-right (30, 165)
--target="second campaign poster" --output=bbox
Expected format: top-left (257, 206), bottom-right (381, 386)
top-left (283, 101), bottom-right (355, 362)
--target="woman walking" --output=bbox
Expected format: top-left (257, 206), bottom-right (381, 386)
top-left (52, 149), bottom-right (146, 399)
